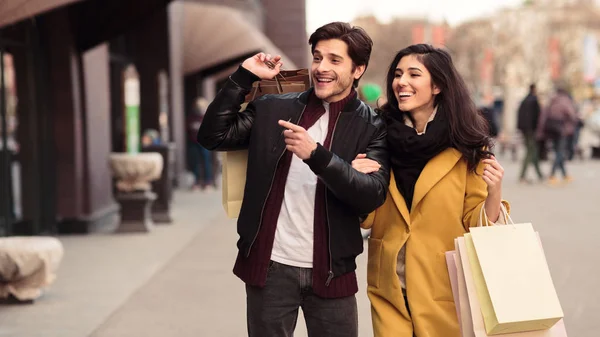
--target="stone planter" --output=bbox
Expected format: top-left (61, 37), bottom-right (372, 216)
top-left (142, 143), bottom-right (175, 223)
top-left (108, 153), bottom-right (163, 233)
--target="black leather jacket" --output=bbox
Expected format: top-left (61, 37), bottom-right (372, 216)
top-left (198, 67), bottom-right (390, 278)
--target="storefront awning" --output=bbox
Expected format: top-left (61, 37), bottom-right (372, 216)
top-left (1, 0), bottom-right (172, 52)
top-left (182, 3), bottom-right (296, 76)
top-left (69, 0), bottom-right (172, 51)
top-left (0, 0), bottom-right (82, 28)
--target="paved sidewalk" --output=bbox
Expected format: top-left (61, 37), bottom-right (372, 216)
top-left (89, 159), bottom-right (600, 337)
top-left (88, 207), bottom-right (371, 337)
top-left (0, 188), bottom-right (223, 337)
top-left (2, 159), bottom-right (600, 336)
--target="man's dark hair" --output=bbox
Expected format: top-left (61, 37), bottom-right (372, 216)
top-left (308, 22), bottom-right (373, 87)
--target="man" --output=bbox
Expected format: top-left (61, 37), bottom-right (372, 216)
top-left (198, 22), bottom-right (389, 337)
top-left (186, 97), bottom-right (216, 190)
top-left (517, 84), bottom-right (544, 183)
top-left (479, 105), bottom-right (499, 138)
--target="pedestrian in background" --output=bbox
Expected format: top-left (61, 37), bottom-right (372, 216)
top-left (479, 105), bottom-right (500, 138)
top-left (187, 97), bottom-right (216, 190)
top-left (517, 84), bottom-right (544, 183)
top-left (538, 85), bottom-right (578, 185)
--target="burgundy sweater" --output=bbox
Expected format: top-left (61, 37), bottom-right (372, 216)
top-left (233, 89), bottom-right (358, 298)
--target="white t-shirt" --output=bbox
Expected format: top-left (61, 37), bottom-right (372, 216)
top-left (271, 103), bottom-right (330, 268)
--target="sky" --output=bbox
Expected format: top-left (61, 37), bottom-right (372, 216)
top-left (306, 0), bottom-right (524, 32)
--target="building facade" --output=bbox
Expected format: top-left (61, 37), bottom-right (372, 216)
top-left (0, 0), bottom-right (308, 236)
top-left (447, 0), bottom-right (600, 134)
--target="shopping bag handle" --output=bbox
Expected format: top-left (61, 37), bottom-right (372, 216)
top-left (249, 60), bottom-right (288, 101)
top-left (478, 203), bottom-right (514, 227)
top-left (265, 60), bottom-right (286, 92)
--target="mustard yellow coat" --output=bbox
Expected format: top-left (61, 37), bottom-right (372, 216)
top-left (362, 148), bottom-right (509, 337)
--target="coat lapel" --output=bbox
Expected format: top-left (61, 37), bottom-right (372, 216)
top-left (389, 172), bottom-right (411, 225)
top-left (411, 148), bottom-right (462, 211)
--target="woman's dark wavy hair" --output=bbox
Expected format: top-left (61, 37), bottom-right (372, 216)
top-left (381, 44), bottom-right (493, 172)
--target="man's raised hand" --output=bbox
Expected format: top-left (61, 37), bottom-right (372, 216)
top-left (242, 53), bottom-right (283, 80)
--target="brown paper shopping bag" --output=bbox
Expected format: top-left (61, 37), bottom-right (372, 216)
top-left (221, 150), bottom-right (248, 218)
top-left (279, 69), bottom-right (311, 88)
top-left (245, 81), bottom-right (306, 102)
top-left (221, 69), bottom-right (309, 218)
top-left (253, 69), bottom-right (311, 89)
top-left (244, 69), bottom-right (310, 102)
top-left (455, 236), bottom-right (567, 337)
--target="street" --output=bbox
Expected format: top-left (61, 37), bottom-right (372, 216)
top-left (0, 158), bottom-right (599, 337)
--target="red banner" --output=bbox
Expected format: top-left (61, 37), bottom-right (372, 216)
top-left (480, 48), bottom-right (494, 103)
top-left (432, 25), bottom-right (446, 47)
top-left (412, 24), bottom-right (425, 44)
top-left (548, 37), bottom-right (561, 80)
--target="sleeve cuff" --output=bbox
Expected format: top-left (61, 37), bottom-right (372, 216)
top-left (303, 143), bottom-right (333, 174)
top-left (494, 201), bottom-right (511, 225)
top-left (230, 65), bottom-right (261, 90)
top-left (478, 201), bottom-right (511, 226)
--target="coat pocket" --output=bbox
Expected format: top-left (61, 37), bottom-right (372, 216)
top-left (433, 252), bottom-right (455, 302)
top-left (367, 238), bottom-right (383, 288)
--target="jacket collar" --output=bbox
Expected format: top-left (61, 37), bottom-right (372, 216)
top-left (298, 88), bottom-right (362, 112)
top-left (389, 172), bottom-right (411, 227)
top-left (390, 147), bottom-right (462, 224)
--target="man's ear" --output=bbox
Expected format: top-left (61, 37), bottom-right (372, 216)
top-left (353, 64), bottom-right (366, 80)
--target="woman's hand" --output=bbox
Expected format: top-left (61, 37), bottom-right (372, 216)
top-left (482, 156), bottom-right (504, 222)
top-left (352, 154), bottom-right (381, 174)
top-left (482, 156), bottom-right (504, 197)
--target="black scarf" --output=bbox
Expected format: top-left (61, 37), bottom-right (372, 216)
top-left (386, 109), bottom-right (451, 210)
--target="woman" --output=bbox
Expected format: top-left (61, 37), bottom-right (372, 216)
top-left (353, 44), bottom-right (509, 336)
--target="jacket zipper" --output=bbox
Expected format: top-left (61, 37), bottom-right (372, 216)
top-left (325, 111), bottom-right (342, 286)
top-left (246, 105), bottom-right (307, 257)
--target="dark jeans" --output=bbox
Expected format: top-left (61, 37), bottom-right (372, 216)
top-left (245, 261), bottom-right (358, 337)
top-left (520, 132), bottom-right (543, 180)
top-left (537, 139), bottom-right (549, 161)
top-left (550, 136), bottom-right (568, 178)
top-left (187, 141), bottom-right (214, 186)
top-left (566, 123), bottom-right (582, 161)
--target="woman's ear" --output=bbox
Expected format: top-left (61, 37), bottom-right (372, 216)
top-left (433, 84), bottom-right (441, 95)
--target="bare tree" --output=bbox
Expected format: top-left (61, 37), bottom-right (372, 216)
top-left (445, 19), bottom-right (494, 97)
top-left (352, 16), bottom-right (431, 89)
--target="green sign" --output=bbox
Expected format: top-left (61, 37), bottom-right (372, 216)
top-left (126, 105), bottom-right (140, 154)
top-left (124, 71), bottom-right (140, 154)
